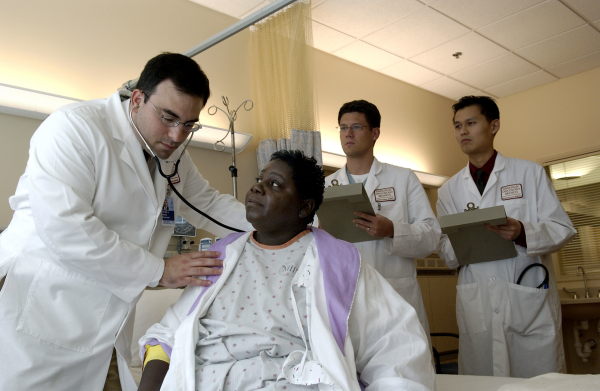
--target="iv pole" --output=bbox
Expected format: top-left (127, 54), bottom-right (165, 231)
top-left (120, 0), bottom-right (297, 197)
top-left (208, 97), bottom-right (253, 199)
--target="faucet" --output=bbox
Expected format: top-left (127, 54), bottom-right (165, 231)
top-left (577, 266), bottom-right (590, 299)
top-left (563, 287), bottom-right (578, 299)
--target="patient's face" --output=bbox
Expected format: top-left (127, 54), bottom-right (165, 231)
top-left (245, 159), bottom-right (303, 232)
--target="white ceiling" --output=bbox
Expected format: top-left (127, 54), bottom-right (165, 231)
top-left (190, 0), bottom-right (600, 100)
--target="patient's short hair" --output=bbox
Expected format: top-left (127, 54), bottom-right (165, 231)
top-left (270, 150), bottom-right (325, 223)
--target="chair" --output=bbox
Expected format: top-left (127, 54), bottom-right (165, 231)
top-left (430, 332), bottom-right (459, 374)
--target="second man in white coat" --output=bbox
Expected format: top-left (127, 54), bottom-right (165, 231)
top-left (436, 95), bottom-right (576, 377)
top-left (323, 100), bottom-right (441, 341)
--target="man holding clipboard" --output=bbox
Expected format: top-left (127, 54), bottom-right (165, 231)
top-left (436, 96), bottom-right (576, 378)
top-left (322, 100), bottom-right (441, 344)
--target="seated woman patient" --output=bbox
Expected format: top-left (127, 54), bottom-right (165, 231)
top-left (138, 150), bottom-right (434, 391)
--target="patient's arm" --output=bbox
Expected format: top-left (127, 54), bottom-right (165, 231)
top-left (137, 285), bottom-right (203, 390)
top-left (137, 360), bottom-right (169, 391)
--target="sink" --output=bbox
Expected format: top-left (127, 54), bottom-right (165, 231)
top-left (560, 297), bottom-right (600, 320)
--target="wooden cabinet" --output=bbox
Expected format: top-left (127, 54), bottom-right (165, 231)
top-left (417, 272), bottom-right (460, 356)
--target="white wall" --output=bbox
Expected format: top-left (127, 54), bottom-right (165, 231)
top-left (0, 113), bottom-right (42, 225)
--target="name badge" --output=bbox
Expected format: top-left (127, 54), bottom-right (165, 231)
top-left (162, 197), bottom-right (175, 225)
top-left (170, 164), bottom-right (181, 184)
top-left (501, 184), bottom-right (523, 200)
top-left (374, 187), bottom-right (396, 202)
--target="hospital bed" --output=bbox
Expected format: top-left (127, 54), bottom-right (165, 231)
top-left (435, 374), bottom-right (522, 391)
top-left (130, 369), bottom-right (600, 390)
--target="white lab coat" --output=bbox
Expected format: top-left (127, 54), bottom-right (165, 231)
top-left (436, 152), bottom-right (576, 378)
top-left (140, 229), bottom-right (434, 391)
top-left (0, 92), bottom-right (251, 391)
top-left (325, 158), bottom-right (441, 339)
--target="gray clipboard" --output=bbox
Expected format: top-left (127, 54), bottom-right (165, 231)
top-left (440, 203), bottom-right (518, 265)
top-left (316, 182), bottom-right (382, 243)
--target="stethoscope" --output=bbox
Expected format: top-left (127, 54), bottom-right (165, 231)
top-left (517, 263), bottom-right (549, 289)
top-left (461, 262), bottom-right (549, 289)
top-left (128, 105), bottom-right (243, 233)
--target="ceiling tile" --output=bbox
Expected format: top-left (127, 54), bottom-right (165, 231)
top-left (189, 0), bottom-right (266, 19)
top-left (451, 53), bottom-right (540, 89)
top-left (332, 41), bottom-right (402, 71)
top-left (312, 21), bottom-right (356, 53)
top-left (547, 50), bottom-right (600, 78)
top-left (311, 0), bottom-right (328, 8)
top-left (472, 90), bottom-right (498, 99)
top-left (561, 0), bottom-right (600, 22)
top-left (311, 0), bottom-right (424, 39)
top-left (380, 60), bottom-right (444, 86)
top-left (430, 0), bottom-right (545, 29)
top-left (484, 71), bottom-right (557, 97)
top-left (420, 77), bottom-right (478, 100)
top-left (411, 32), bottom-right (508, 74)
top-left (239, 1), bottom-right (272, 19)
top-left (516, 25), bottom-right (600, 68)
top-left (362, 7), bottom-right (470, 58)
top-left (478, 1), bottom-right (586, 50)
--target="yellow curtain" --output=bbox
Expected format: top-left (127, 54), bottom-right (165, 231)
top-left (250, 0), bottom-right (318, 141)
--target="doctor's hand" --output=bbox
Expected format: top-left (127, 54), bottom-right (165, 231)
top-left (485, 217), bottom-right (522, 241)
top-left (353, 212), bottom-right (394, 238)
top-left (160, 251), bottom-right (223, 288)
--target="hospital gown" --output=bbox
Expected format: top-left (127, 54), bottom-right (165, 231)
top-left (194, 231), bottom-right (316, 390)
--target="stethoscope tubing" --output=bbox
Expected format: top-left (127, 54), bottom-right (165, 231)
top-left (516, 263), bottom-right (549, 289)
top-left (160, 157), bottom-right (244, 233)
top-left (130, 104), bottom-right (244, 233)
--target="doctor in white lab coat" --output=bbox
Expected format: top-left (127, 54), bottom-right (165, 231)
top-left (0, 54), bottom-right (251, 391)
top-left (436, 96), bottom-right (576, 378)
top-left (323, 100), bottom-right (441, 340)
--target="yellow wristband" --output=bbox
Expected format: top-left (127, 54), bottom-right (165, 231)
top-left (143, 344), bottom-right (170, 369)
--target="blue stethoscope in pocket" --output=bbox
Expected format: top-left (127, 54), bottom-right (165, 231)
top-left (129, 105), bottom-right (244, 233)
top-left (517, 263), bottom-right (549, 289)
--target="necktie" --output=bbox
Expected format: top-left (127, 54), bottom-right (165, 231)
top-left (474, 169), bottom-right (486, 195)
top-left (143, 150), bottom-right (157, 182)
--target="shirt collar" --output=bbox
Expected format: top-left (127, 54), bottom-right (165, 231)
top-left (469, 150), bottom-right (498, 176)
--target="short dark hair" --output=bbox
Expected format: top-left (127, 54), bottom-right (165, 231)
top-left (338, 100), bottom-right (381, 128)
top-left (137, 53), bottom-right (211, 105)
top-left (270, 150), bottom-right (325, 223)
top-left (452, 95), bottom-right (499, 123)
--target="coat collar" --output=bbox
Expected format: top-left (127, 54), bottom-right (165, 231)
top-left (337, 157), bottom-right (382, 197)
top-left (461, 151), bottom-right (507, 199)
top-left (105, 92), bottom-right (159, 207)
top-left (364, 157), bottom-right (382, 197)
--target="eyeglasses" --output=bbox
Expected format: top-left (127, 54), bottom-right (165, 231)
top-left (143, 92), bottom-right (202, 132)
top-left (336, 124), bottom-right (371, 132)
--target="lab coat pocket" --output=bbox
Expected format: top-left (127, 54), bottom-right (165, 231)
top-left (16, 262), bottom-right (111, 353)
top-left (456, 283), bottom-right (486, 334)
top-left (506, 283), bottom-right (554, 336)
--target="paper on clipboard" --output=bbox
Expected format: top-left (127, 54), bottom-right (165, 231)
top-left (316, 182), bottom-right (382, 243)
top-left (439, 203), bottom-right (518, 265)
